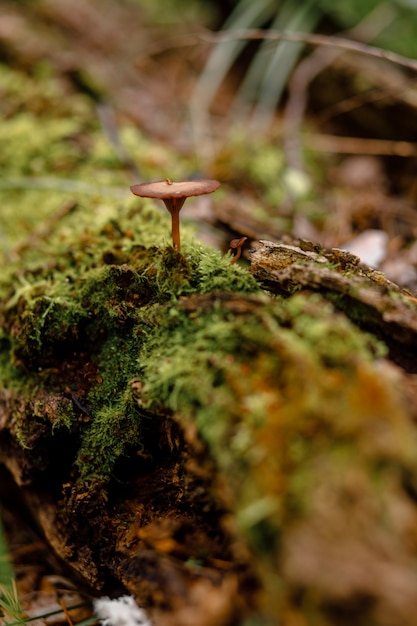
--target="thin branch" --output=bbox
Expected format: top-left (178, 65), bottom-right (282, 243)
top-left (198, 29), bottom-right (417, 73)
top-left (307, 134), bottom-right (417, 157)
top-left (136, 29), bottom-right (417, 74)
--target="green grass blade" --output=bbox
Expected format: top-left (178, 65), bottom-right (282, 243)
top-left (0, 515), bottom-right (14, 587)
top-left (238, 0), bottom-right (322, 132)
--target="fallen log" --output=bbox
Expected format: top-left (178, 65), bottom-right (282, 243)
top-left (1, 206), bottom-right (417, 626)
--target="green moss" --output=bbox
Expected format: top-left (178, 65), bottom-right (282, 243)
top-left (2, 218), bottom-right (406, 489)
top-left (75, 396), bottom-right (144, 483)
top-left (0, 61), bottom-right (202, 256)
top-left (1, 185), bottom-right (416, 625)
top-left (0, 114), bottom-right (87, 176)
top-left (1, 57), bottom-right (416, 625)
top-left (0, 188), bottom-right (262, 476)
top-left (280, 293), bottom-right (387, 363)
top-left (186, 241), bottom-right (259, 294)
top-left (139, 296), bottom-right (407, 522)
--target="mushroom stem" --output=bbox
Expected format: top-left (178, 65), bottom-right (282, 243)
top-left (164, 198), bottom-right (186, 251)
top-left (230, 247), bottom-right (242, 264)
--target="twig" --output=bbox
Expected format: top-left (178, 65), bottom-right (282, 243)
top-left (197, 29), bottom-right (417, 74)
top-left (137, 29), bottom-right (417, 74)
top-left (307, 134), bottom-right (417, 157)
top-left (59, 599), bottom-right (74, 626)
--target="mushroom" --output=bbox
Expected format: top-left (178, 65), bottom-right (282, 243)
top-left (229, 237), bottom-right (248, 264)
top-left (130, 178), bottom-right (220, 251)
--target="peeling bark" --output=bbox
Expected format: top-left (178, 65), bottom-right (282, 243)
top-left (249, 238), bottom-right (417, 371)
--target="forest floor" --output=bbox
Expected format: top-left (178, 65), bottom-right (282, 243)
top-left (1, 1), bottom-right (417, 625)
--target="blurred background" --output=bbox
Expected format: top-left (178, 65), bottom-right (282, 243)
top-left (1, 0), bottom-right (417, 280)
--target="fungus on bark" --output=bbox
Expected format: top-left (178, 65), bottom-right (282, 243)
top-left (130, 178), bottom-right (220, 251)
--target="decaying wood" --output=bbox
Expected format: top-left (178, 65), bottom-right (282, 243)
top-left (0, 382), bottom-right (258, 626)
top-left (1, 236), bottom-right (417, 626)
top-left (249, 238), bottom-right (417, 371)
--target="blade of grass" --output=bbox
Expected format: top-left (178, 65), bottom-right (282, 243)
top-left (4, 601), bottom-right (96, 626)
top-left (190, 0), bottom-right (276, 159)
top-left (0, 516), bottom-right (14, 587)
top-left (243, 0), bottom-right (322, 133)
top-left (0, 579), bottom-right (26, 625)
top-left (0, 515), bottom-right (25, 625)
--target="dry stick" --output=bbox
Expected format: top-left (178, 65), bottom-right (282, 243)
top-left (316, 90), bottom-right (395, 125)
top-left (137, 29), bottom-right (417, 74)
top-left (198, 29), bottom-right (417, 74)
top-left (307, 135), bottom-right (417, 157)
top-left (59, 599), bottom-right (74, 626)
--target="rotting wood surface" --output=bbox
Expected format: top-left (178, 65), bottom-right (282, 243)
top-left (249, 238), bottom-right (417, 371)
top-left (1, 235), bottom-right (417, 626)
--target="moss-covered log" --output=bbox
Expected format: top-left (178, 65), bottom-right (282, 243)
top-left (249, 238), bottom-right (417, 370)
top-left (2, 5), bottom-right (417, 624)
top-left (1, 196), bottom-right (417, 626)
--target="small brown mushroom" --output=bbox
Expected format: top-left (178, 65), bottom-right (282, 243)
top-left (229, 237), bottom-right (248, 264)
top-left (130, 179), bottom-right (220, 251)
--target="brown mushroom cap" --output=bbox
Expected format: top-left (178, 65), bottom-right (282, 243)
top-left (130, 179), bottom-right (220, 199)
top-left (230, 236), bottom-right (248, 249)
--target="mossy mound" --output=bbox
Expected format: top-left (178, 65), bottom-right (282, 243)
top-left (1, 200), bottom-right (417, 625)
top-left (0, 199), bottom-right (257, 475)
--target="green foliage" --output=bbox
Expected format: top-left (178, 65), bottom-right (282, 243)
top-left (0, 518), bottom-right (14, 589)
top-left (0, 580), bottom-right (25, 625)
top-left (0, 517), bottom-right (24, 625)
top-left (138, 0), bottom-right (215, 25)
top-left (1, 515), bottom-right (95, 626)
top-left (318, 0), bottom-right (417, 57)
